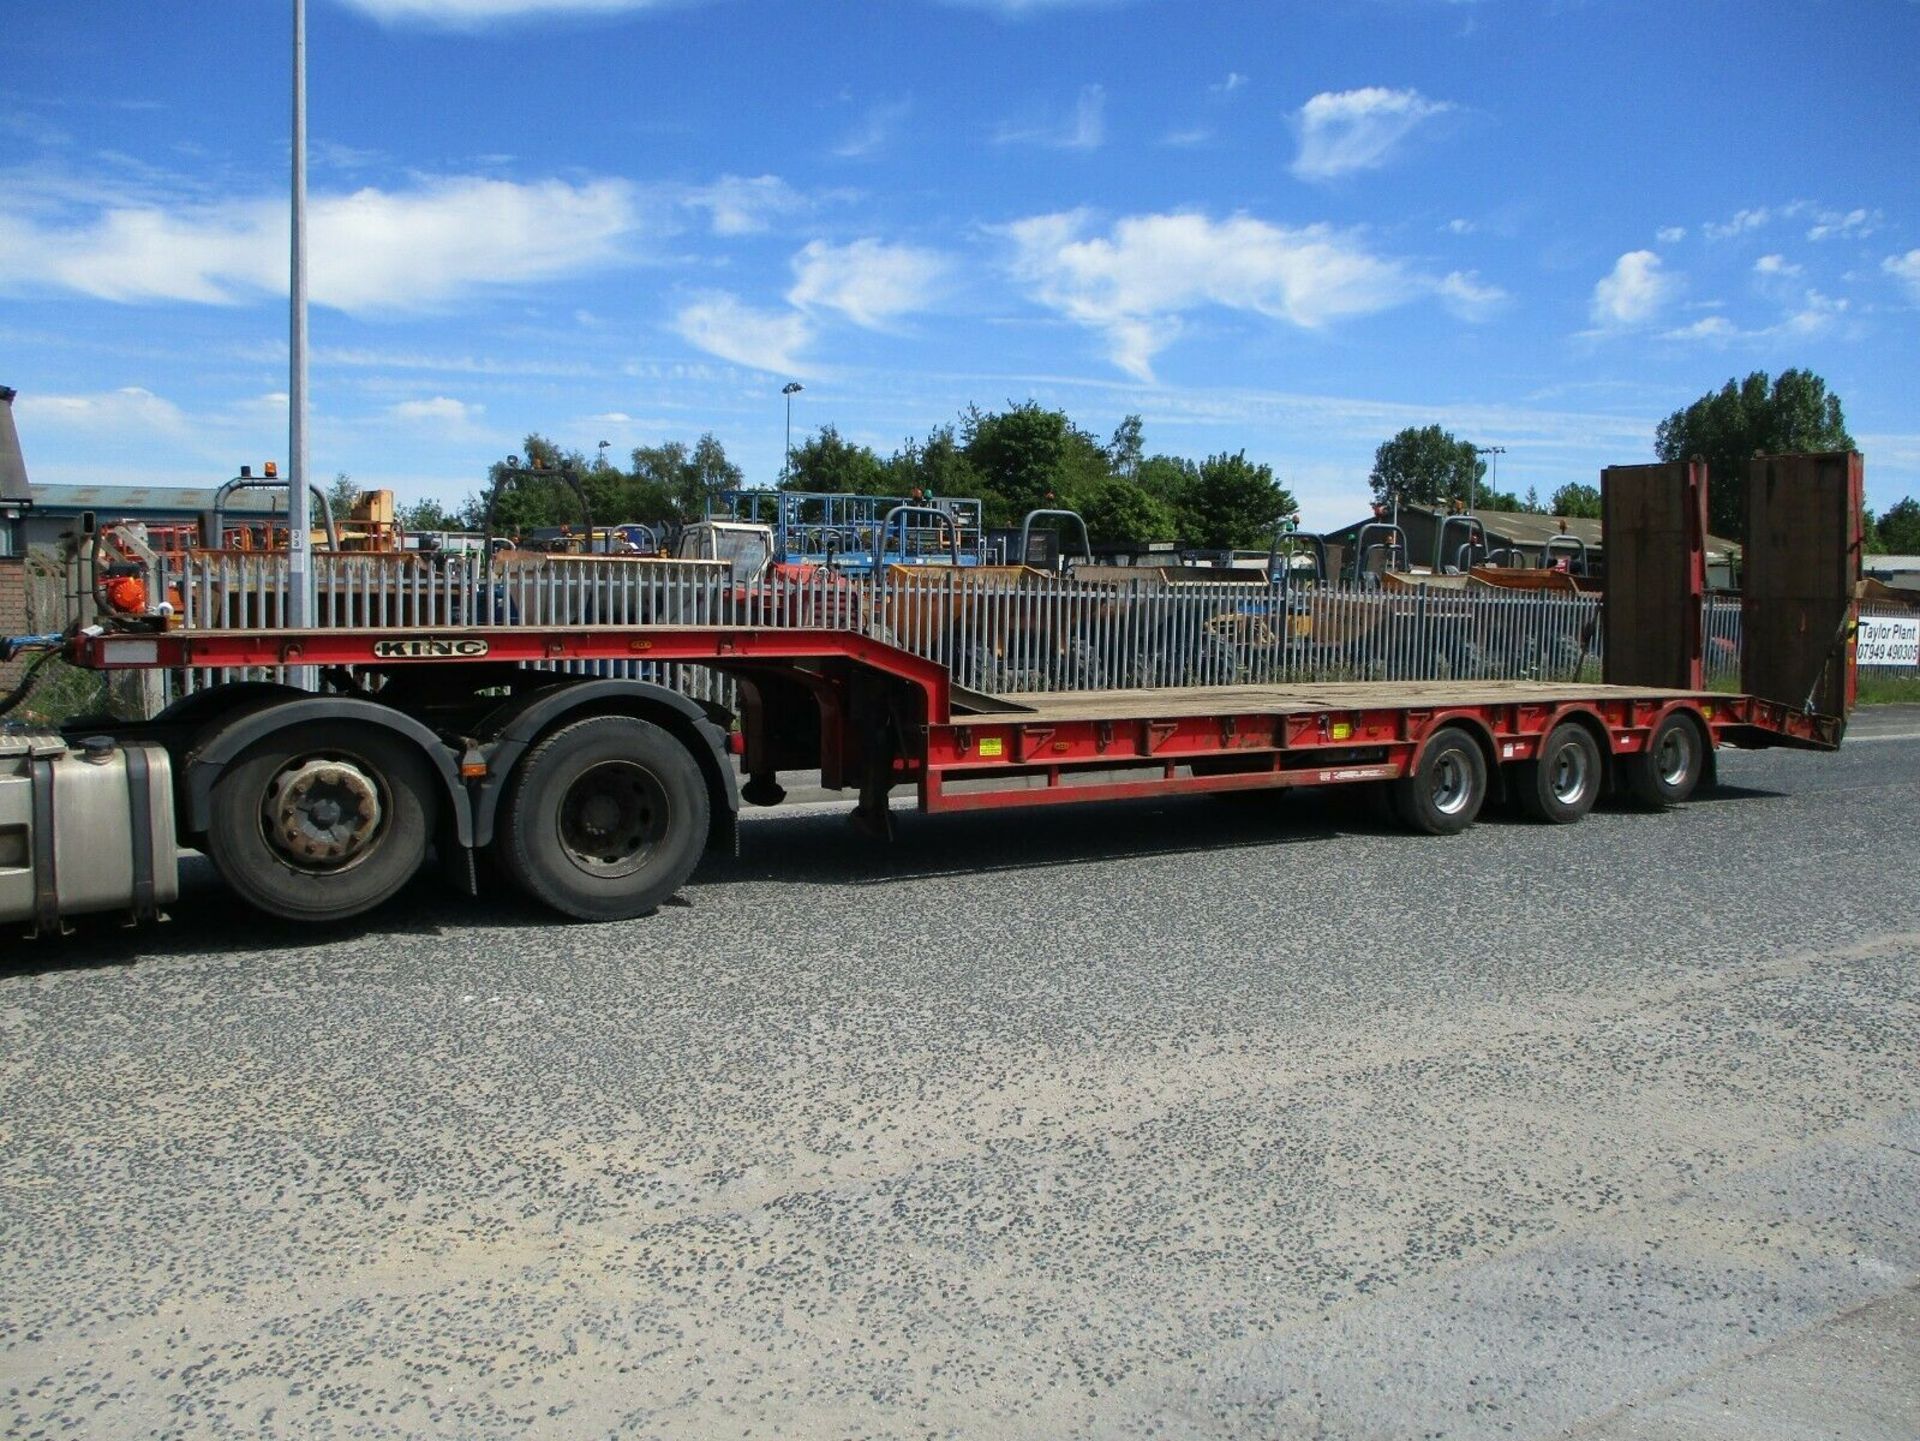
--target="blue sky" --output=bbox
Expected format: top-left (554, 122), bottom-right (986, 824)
top-left (4, 0), bottom-right (1918, 529)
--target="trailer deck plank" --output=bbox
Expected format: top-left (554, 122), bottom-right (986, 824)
top-left (985, 680), bottom-right (1715, 723)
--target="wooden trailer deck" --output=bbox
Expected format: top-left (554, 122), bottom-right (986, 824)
top-left (970, 679), bottom-right (1718, 721)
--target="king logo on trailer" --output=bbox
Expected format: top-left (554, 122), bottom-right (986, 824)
top-left (371, 637), bottom-right (491, 659)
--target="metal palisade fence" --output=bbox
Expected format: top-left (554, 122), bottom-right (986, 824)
top-left (106, 550), bottom-right (1919, 713)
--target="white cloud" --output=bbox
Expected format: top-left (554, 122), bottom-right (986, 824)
top-left (1290, 87), bottom-right (1452, 181)
top-left (1782, 289), bottom-right (1847, 335)
top-left (389, 396), bottom-right (485, 427)
top-left (1753, 253), bottom-right (1802, 277)
top-left (1703, 207), bottom-right (1770, 241)
top-left (680, 174), bottom-right (808, 236)
top-left (0, 175), bottom-right (635, 312)
top-left (1656, 225), bottom-right (1687, 244)
top-left (1446, 218), bottom-right (1475, 235)
top-left (1161, 128), bottom-right (1213, 148)
top-left (1589, 250), bottom-right (1677, 330)
top-left (1211, 72), bottom-right (1248, 96)
top-left (1661, 315), bottom-right (1740, 343)
top-left (834, 99), bottom-right (912, 160)
top-left (1885, 249), bottom-right (1920, 302)
top-left (14, 386), bottom-right (189, 436)
top-left (995, 84), bottom-right (1106, 150)
top-left (1704, 201), bottom-right (1880, 245)
top-left (1436, 270), bottom-right (1508, 321)
top-left (1807, 206), bottom-right (1876, 241)
top-left (1660, 288), bottom-right (1848, 344)
top-left (671, 292), bottom-right (814, 374)
top-left (1001, 209), bottom-right (1479, 381)
top-left (787, 239), bottom-right (948, 330)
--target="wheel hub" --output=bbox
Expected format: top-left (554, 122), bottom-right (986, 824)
top-left (1551, 742), bottom-right (1590, 804)
top-left (1432, 752), bottom-right (1471, 815)
top-left (557, 761), bottom-right (668, 879)
top-left (1658, 728), bottom-right (1693, 785)
top-left (264, 758), bottom-right (384, 870)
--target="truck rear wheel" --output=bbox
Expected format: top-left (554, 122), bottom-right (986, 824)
top-left (1624, 711), bottom-right (1705, 808)
top-left (1391, 725), bottom-right (1487, 835)
top-left (498, 714), bottom-right (709, 921)
top-left (205, 723), bottom-right (436, 923)
top-left (1515, 722), bottom-right (1602, 824)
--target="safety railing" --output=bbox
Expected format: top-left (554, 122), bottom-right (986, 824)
top-left (130, 549), bottom-right (1920, 713)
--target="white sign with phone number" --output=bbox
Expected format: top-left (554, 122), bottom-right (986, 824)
top-left (1858, 616), bottom-right (1920, 667)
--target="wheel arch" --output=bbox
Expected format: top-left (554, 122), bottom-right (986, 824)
top-left (469, 679), bottom-right (739, 851)
top-left (184, 696), bottom-right (471, 844)
top-left (1421, 710), bottom-right (1500, 781)
top-left (1652, 699), bottom-right (1716, 787)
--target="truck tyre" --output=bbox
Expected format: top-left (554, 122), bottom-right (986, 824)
top-left (498, 714), bottom-right (709, 921)
top-left (205, 723), bottom-right (436, 923)
top-left (1390, 725), bottom-right (1487, 835)
top-left (1624, 711), bottom-right (1705, 808)
top-left (1515, 722), bottom-right (1602, 824)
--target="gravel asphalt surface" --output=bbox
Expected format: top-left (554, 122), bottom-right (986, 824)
top-left (3, 708), bottom-right (1918, 1439)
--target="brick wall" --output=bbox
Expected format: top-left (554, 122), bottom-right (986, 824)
top-left (0, 556), bottom-right (25, 689)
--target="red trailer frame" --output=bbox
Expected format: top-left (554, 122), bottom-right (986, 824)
top-left (70, 620), bottom-right (1841, 817)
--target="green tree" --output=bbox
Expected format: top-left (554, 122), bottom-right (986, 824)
top-left (1521, 485), bottom-right (1545, 515)
top-left (1876, 496), bottom-right (1920, 553)
top-left (457, 431), bottom-right (742, 537)
top-left (886, 423), bottom-right (981, 498)
top-left (1368, 426), bottom-right (1488, 510)
top-left (1135, 454), bottom-right (1198, 503)
top-left (1074, 475), bottom-right (1176, 546)
top-left (463, 435), bottom-right (587, 534)
top-left (1177, 451), bottom-right (1298, 551)
top-left (398, 497), bottom-right (459, 532)
top-left (783, 425), bottom-right (889, 495)
top-left (961, 401), bottom-right (1110, 525)
top-left (323, 471), bottom-right (362, 520)
top-left (1549, 482), bottom-right (1603, 519)
top-left (626, 433), bottom-right (742, 520)
top-left (1654, 369), bottom-right (1854, 541)
top-left (1106, 414), bottom-right (1145, 479)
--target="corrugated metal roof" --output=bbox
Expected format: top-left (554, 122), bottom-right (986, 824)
top-left (28, 483), bottom-right (281, 514)
top-left (1331, 505), bottom-right (1741, 561)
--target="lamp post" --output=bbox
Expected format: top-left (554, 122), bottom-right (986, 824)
top-left (288, 0), bottom-right (311, 642)
top-left (1470, 444), bottom-right (1505, 514)
top-left (781, 382), bottom-right (803, 483)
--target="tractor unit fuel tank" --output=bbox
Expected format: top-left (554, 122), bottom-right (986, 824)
top-left (0, 731), bottom-right (180, 932)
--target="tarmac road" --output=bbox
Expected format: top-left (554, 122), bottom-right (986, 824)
top-left (3, 708), bottom-right (1918, 1439)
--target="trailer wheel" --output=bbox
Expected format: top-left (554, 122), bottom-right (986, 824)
top-left (1624, 711), bottom-right (1705, 808)
top-left (1391, 725), bottom-right (1487, 835)
top-left (498, 714), bottom-right (709, 921)
top-left (205, 723), bottom-right (436, 923)
top-left (1515, 723), bottom-right (1603, 824)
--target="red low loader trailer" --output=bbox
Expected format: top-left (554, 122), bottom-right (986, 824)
top-left (0, 454), bottom-right (1864, 934)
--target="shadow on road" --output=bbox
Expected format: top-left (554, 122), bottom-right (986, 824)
top-left (4, 780), bottom-right (1794, 971)
top-left (714, 788), bottom-right (1362, 888)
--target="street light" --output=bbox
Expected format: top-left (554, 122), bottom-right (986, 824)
top-left (1470, 444), bottom-right (1506, 514)
top-left (288, 0), bottom-right (311, 639)
top-left (597, 439), bottom-right (610, 470)
top-left (782, 382), bottom-right (803, 483)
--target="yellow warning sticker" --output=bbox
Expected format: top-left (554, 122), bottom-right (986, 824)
top-left (979, 736), bottom-right (1005, 757)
